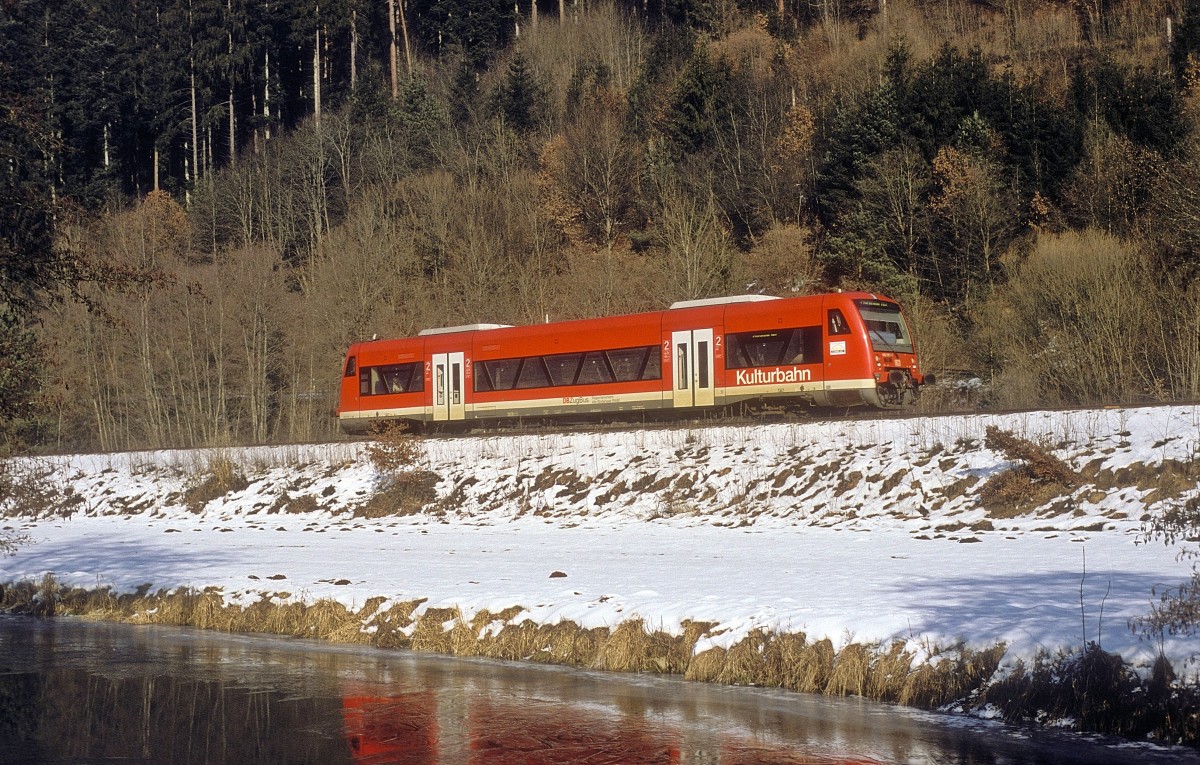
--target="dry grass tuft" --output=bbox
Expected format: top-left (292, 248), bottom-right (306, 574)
top-left (979, 426), bottom-right (1078, 517)
top-left (718, 628), bottom-right (770, 685)
top-left (899, 643), bottom-right (1007, 707)
top-left (684, 647), bottom-right (727, 681)
top-left (411, 607), bottom-right (461, 652)
top-left (762, 632), bottom-right (809, 689)
top-left (305, 599), bottom-right (359, 641)
top-left (354, 472), bottom-right (440, 517)
top-left (826, 643), bottom-right (870, 696)
top-left (448, 618), bottom-right (482, 656)
top-left (535, 621), bottom-right (597, 665)
top-left (183, 454), bottom-right (249, 513)
top-left (595, 618), bottom-right (674, 672)
top-left (868, 641), bottom-right (915, 701)
top-left (367, 598), bottom-right (426, 649)
top-left (492, 619), bottom-right (542, 661)
top-left (794, 637), bottom-right (836, 693)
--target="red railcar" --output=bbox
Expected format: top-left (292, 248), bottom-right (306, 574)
top-left (336, 292), bottom-right (931, 432)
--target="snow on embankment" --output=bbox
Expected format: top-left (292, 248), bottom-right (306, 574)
top-left (1, 406), bottom-right (1198, 685)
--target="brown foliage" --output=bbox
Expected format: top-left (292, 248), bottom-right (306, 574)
top-left (979, 427), bottom-right (1078, 517)
top-left (358, 424), bottom-right (440, 517)
top-left (183, 454), bottom-right (249, 513)
top-left (738, 224), bottom-right (820, 296)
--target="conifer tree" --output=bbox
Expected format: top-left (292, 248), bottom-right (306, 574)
top-left (493, 52), bottom-right (542, 133)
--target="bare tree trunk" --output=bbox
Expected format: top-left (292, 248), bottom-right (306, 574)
top-left (559, 0), bottom-right (565, 23)
top-left (350, 8), bottom-right (358, 91)
top-left (189, 69), bottom-right (199, 184)
top-left (399, 0), bottom-right (413, 78)
top-left (263, 48), bottom-right (272, 141)
top-left (228, 84), bottom-right (236, 166)
top-left (388, 0), bottom-right (399, 98)
top-left (313, 25), bottom-right (322, 129)
top-left (227, 0), bottom-right (236, 166)
top-left (531, 0), bottom-right (537, 30)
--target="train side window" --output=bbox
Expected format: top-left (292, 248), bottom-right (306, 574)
top-left (745, 331), bottom-right (789, 367)
top-left (607, 348), bottom-right (646, 383)
top-left (483, 359), bottom-right (520, 390)
top-left (344, 356), bottom-right (356, 377)
top-left (578, 351), bottom-right (616, 385)
top-left (358, 362), bottom-right (424, 395)
top-left (545, 353), bottom-right (583, 386)
top-left (726, 328), bottom-right (820, 369)
top-left (386, 362), bottom-right (422, 393)
top-left (828, 309), bottom-right (851, 335)
top-left (515, 357), bottom-right (551, 389)
top-left (725, 334), bottom-right (750, 368)
top-left (783, 327), bottom-right (823, 364)
top-left (475, 364), bottom-right (494, 392)
top-left (641, 349), bottom-right (662, 380)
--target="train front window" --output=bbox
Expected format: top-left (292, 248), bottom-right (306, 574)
top-left (854, 299), bottom-right (912, 353)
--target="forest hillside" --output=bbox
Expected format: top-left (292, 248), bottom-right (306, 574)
top-left (2, 0), bottom-right (1200, 452)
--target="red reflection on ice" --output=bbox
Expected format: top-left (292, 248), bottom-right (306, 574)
top-left (719, 746), bottom-right (887, 765)
top-left (343, 691), bottom-right (438, 764)
top-left (468, 699), bottom-right (681, 764)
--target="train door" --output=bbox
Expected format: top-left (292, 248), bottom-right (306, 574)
top-left (671, 329), bottom-right (715, 408)
top-left (431, 352), bottom-right (466, 421)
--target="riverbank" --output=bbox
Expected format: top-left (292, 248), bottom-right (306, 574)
top-left (2, 406), bottom-right (1199, 742)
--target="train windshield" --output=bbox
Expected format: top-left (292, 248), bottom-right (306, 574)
top-left (854, 299), bottom-right (913, 353)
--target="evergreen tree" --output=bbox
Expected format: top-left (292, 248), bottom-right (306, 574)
top-left (0, 6), bottom-right (57, 314)
top-left (409, 0), bottom-right (514, 66)
top-left (1172, 0), bottom-right (1200, 84)
top-left (816, 82), bottom-right (903, 222)
top-left (1070, 58), bottom-right (1188, 156)
top-left (659, 46), bottom-right (732, 158)
top-left (492, 52), bottom-right (542, 134)
top-left (396, 75), bottom-right (447, 167)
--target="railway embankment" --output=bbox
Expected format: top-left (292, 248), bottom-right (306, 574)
top-left (1, 406), bottom-right (1199, 744)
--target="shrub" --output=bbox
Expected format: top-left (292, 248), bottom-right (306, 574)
top-left (183, 453), bottom-right (249, 513)
top-left (978, 426), bottom-right (1078, 517)
top-left (974, 229), bottom-right (1162, 406)
top-left (358, 423), bottom-right (440, 517)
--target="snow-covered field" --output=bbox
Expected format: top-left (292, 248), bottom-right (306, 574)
top-left (2, 406), bottom-right (1199, 676)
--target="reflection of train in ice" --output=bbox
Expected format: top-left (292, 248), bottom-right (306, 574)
top-left (342, 691), bottom-right (888, 764)
top-left (336, 292), bottom-right (930, 432)
top-left (343, 692), bottom-right (437, 764)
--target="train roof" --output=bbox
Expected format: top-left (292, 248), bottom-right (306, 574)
top-left (669, 294), bottom-right (779, 309)
top-left (418, 323), bottom-right (512, 336)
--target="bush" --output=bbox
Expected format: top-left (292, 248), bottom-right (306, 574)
top-left (978, 426), bottom-right (1077, 517)
top-left (183, 454), bottom-right (249, 513)
top-left (1135, 495), bottom-right (1200, 641)
top-left (974, 230), bottom-right (1162, 406)
top-left (358, 423), bottom-right (440, 517)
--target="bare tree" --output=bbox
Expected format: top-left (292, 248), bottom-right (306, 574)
top-left (653, 182), bottom-right (735, 301)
